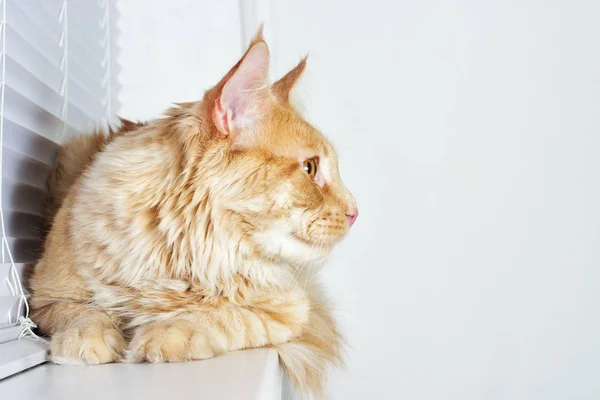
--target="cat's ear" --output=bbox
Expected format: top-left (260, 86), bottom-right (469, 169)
top-left (213, 41), bottom-right (270, 136)
top-left (272, 57), bottom-right (307, 104)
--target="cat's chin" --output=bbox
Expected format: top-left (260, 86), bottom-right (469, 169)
top-left (280, 234), bottom-right (331, 266)
top-left (286, 232), bottom-right (331, 264)
top-left (254, 227), bottom-right (331, 267)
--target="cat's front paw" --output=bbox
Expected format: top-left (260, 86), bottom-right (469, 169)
top-left (127, 319), bottom-right (215, 363)
top-left (51, 325), bottom-right (126, 365)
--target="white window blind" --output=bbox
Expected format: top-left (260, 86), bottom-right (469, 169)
top-left (0, 0), bottom-right (120, 379)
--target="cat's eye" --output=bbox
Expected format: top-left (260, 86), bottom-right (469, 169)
top-left (302, 158), bottom-right (318, 179)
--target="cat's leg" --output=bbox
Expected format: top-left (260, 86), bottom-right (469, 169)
top-left (34, 302), bottom-right (126, 365)
top-left (127, 289), bottom-right (310, 363)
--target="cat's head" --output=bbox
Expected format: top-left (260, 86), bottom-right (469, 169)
top-left (198, 28), bottom-right (357, 266)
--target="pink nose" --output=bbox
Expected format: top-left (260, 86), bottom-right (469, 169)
top-left (346, 208), bottom-right (358, 227)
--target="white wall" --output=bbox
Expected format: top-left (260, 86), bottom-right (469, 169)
top-left (117, 0), bottom-right (242, 120)
top-left (118, 1), bottom-right (600, 399)
top-left (271, 1), bottom-right (600, 399)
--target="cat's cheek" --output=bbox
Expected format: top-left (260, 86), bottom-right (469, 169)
top-left (272, 183), bottom-right (294, 209)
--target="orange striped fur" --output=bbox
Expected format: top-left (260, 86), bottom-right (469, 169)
top-left (30, 28), bottom-right (355, 399)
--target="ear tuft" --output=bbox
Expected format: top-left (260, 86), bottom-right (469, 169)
top-left (272, 56), bottom-right (308, 104)
top-left (250, 24), bottom-right (265, 47)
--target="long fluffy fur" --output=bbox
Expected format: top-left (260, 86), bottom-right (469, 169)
top-left (45, 118), bottom-right (146, 221)
top-left (31, 29), bottom-right (355, 399)
top-left (276, 278), bottom-right (345, 398)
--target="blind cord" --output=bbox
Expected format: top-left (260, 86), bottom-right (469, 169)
top-left (0, 0), bottom-right (48, 344)
top-left (100, 0), bottom-right (111, 126)
top-left (58, 0), bottom-right (69, 143)
top-left (1, 0), bottom-right (113, 345)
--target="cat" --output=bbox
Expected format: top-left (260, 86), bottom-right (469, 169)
top-left (30, 27), bottom-right (357, 399)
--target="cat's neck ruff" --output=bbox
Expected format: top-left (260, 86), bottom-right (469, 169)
top-left (185, 209), bottom-right (326, 293)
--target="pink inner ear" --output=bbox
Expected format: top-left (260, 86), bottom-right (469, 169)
top-left (216, 43), bottom-right (270, 134)
top-left (215, 99), bottom-right (230, 133)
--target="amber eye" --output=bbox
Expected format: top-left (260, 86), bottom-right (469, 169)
top-left (302, 158), bottom-right (318, 179)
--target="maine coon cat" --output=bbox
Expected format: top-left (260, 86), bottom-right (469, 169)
top-left (29, 28), bottom-right (357, 399)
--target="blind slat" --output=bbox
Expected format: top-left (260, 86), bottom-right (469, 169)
top-left (6, 56), bottom-right (99, 132)
top-left (5, 239), bottom-right (43, 264)
top-left (3, 212), bottom-right (46, 241)
top-left (0, 50), bottom-right (108, 123)
top-left (69, 56), bottom-right (105, 98)
top-left (70, 1), bottom-right (105, 34)
top-left (2, 179), bottom-right (47, 218)
top-left (0, 325), bottom-right (21, 345)
top-left (68, 14), bottom-right (104, 57)
top-left (19, 0), bottom-right (62, 32)
top-left (3, 119), bottom-right (60, 163)
top-left (8, 0), bottom-right (62, 41)
top-left (3, 25), bottom-right (63, 93)
top-left (2, 147), bottom-right (52, 190)
top-left (3, 86), bottom-right (79, 143)
top-left (68, 29), bottom-right (106, 80)
top-left (6, 5), bottom-right (62, 67)
top-left (5, 56), bottom-right (64, 118)
top-left (2, 25), bottom-right (109, 122)
top-left (70, 76), bottom-right (107, 119)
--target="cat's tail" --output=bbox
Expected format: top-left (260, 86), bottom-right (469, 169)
top-left (45, 118), bottom-right (146, 222)
top-left (275, 295), bottom-right (345, 400)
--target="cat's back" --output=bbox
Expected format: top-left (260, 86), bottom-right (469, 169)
top-left (46, 119), bottom-right (147, 222)
top-left (77, 120), bottom-right (184, 210)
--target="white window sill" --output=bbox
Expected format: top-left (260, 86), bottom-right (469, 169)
top-left (0, 347), bottom-right (284, 400)
top-left (0, 339), bottom-right (47, 380)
